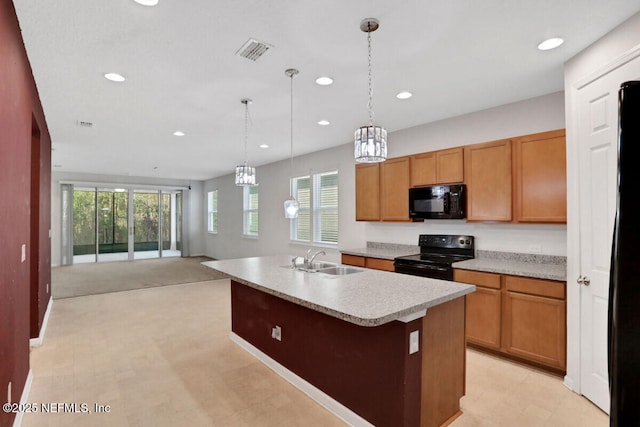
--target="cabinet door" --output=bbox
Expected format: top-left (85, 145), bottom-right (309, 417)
top-left (355, 163), bottom-right (380, 221)
top-left (465, 287), bottom-right (502, 349)
top-left (380, 156), bottom-right (411, 221)
top-left (454, 269), bottom-right (502, 349)
top-left (502, 291), bottom-right (566, 369)
top-left (436, 147), bottom-right (464, 184)
top-left (410, 152), bottom-right (437, 187)
top-left (464, 139), bottom-right (512, 221)
top-left (513, 129), bottom-right (567, 223)
top-left (365, 257), bottom-right (395, 272)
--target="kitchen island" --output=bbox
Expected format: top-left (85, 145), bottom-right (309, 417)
top-left (203, 255), bottom-right (475, 427)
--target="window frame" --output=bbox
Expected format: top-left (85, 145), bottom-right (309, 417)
top-left (243, 185), bottom-right (259, 237)
top-left (207, 189), bottom-right (218, 234)
top-left (290, 170), bottom-right (338, 245)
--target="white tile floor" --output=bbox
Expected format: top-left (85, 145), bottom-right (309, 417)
top-left (23, 280), bottom-right (609, 426)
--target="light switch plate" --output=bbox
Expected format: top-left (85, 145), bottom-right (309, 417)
top-left (21, 244), bottom-right (26, 262)
top-left (409, 330), bottom-right (419, 354)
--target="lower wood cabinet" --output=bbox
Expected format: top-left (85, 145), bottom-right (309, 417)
top-left (453, 268), bottom-right (566, 373)
top-left (502, 276), bottom-right (566, 370)
top-left (341, 254), bottom-right (395, 272)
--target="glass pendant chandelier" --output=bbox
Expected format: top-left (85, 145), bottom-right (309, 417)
top-left (354, 18), bottom-right (387, 163)
top-left (235, 98), bottom-right (257, 186)
top-left (284, 68), bottom-right (300, 219)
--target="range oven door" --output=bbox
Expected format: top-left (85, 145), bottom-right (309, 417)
top-left (393, 261), bottom-right (453, 281)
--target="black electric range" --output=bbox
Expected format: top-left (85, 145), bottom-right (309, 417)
top-left (394, 235), bottom-right (474, 281)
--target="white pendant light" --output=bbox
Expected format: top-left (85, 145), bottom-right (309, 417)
top-left (284, 68), bottom-right (300, 219)
top-left (354, 18), bottom-right (387, 163)
top-left (235, 98), bottom-right (257, 186)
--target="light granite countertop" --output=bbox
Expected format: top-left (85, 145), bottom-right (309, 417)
top-left (202, 255), bottom-right (474, 327)
top-left (452, 251), bottom-right (567, 281)
top-left (340, 243), bottom-right (420, 260)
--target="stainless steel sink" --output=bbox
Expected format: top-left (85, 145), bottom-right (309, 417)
top-left (308, 262), bottom-right (336, 271)
top-left (317, 266), bottom-right (363, 276)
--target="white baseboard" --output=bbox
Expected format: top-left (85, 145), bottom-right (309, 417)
top-left (229, 332), bottom-right (374, 427)
top-left (563, 374), bottom-right (576, 392)
top-left (30, 297), bottom-right (53, 348)
top-left (12, 370), bottom-right (33, 427)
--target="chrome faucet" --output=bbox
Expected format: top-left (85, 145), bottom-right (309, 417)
top-left (304, 249), bottom-right (326, 269)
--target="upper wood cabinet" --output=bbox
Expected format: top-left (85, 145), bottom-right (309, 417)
top-left (410, 147), bottom-right (464, 187)
top-left (464, 138), bottom-right (512, 221)
top-left (380, 156), bottom-right (411, 221)
top-left (355, 163), bottom-right (380, 221)
top-left (512, 129), bottom-right (567, 223)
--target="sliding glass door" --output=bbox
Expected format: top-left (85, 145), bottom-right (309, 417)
top-left (97, 189), bottom-right (129, 262)
top-left (69, 185), bottom-right (183, 264)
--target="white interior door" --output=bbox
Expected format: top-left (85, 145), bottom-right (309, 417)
top-left (576, 56), bottom-right (640, 413)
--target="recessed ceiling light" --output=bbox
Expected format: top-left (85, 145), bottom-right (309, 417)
top-left (537, 37), bottom-right (564, 51)
top-left (133, 0), bottom-right (159, 6)
top-left (315, 76), bottom-right (334, 86)
top-left (173, 130), bottom-right (185, 136)
top-left (396, 91), bottom-right (413, 99)
top-left (104, 73), bottom-right (125, 82)
top-left (317, 120), bottom-right (330, 126)
top-left (259, 144), bottom-right (269, 149)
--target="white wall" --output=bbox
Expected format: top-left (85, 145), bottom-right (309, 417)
top-left (205, 91), bottom-right (567, 261)
top-left (50, 171), bottom-right (205, 266)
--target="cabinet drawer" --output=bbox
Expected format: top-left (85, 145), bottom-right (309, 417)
top-left (505, 276), bottom-right (565, 299)
top-left (341, 254), bottom-right (366, 267)
top-left (365, 257), bottom-right (395, 272)
top-left (454, 269), bottom-right (501, 289)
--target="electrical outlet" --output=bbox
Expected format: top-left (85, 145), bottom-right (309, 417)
top-left (528, 244), bottom-right (542, 253)
top-left (271, 325), bottom-right (282, 341)
top-left (409, 330), bottom-right (419, 354)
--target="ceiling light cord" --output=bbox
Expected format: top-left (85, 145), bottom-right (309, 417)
top-left (367, 22), bottom-right (374, 126)
top-left (244, 100), bottom-right (249, 166)
top-left (289, 71), bottom-right (295, 197)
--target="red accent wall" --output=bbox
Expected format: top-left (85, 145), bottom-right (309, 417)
top-left (231, 281), bottom-right (422, 426)
top-left (1, 2), bottom-right (51, 426)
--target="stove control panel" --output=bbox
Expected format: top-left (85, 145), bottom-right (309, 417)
top-left (418, 234), bottom-right (474, 250)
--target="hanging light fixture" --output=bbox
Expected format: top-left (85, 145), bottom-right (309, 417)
top-left (284, 68), bottom-right (300, 219)
top-left (235, 98), bottom-right (257, 186)
top-left (354, 18), bottom-right (387, 163)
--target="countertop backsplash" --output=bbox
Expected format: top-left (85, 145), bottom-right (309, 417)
top-left (366, 241), bottom-right (420, 253)
top-left (475, 250), bottom-right (566, 266)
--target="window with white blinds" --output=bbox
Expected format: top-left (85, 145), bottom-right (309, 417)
top-left (207, 190), bottom-right (218, 233)
top-left (291, 171), bottom-right (338, 244)
top-left (243, 185), bottom-right (259, 237)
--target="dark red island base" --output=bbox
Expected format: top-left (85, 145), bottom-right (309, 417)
top-left (230, 280), bottom-right (466, 427)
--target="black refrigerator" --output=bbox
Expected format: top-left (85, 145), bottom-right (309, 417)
top-left (608, 80), bottom-right (640, 426)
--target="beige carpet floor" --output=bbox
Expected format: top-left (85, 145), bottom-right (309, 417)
top-left (52, 256), bottom-right (228, 299)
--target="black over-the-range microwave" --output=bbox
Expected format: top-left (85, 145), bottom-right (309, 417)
top-left (408, 184), bottom-right (466, 219)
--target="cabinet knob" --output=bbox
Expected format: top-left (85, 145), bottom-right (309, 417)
top-left (577, 276), bottom-right (590, 286)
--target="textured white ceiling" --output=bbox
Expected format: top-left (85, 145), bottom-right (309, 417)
top-left (13, 0), bottom-right (640, 180)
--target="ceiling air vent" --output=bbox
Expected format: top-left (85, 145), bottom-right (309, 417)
top-left (235, 38), bottom-right (273, 61)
